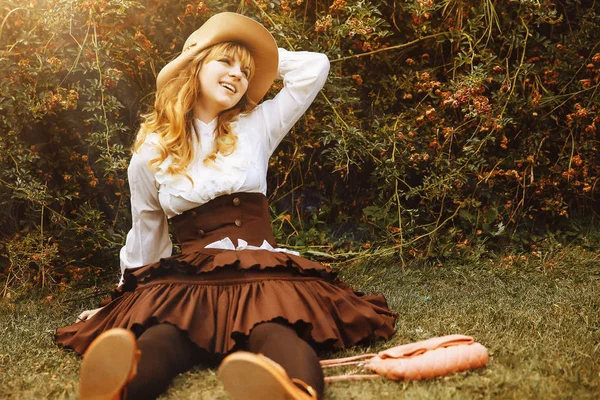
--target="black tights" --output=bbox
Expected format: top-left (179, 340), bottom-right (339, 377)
top-left (125, 322), bottom-right (324, 399)
top-left (248, 322), bottom-right (324, 397)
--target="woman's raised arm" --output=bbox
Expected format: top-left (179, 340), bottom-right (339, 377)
top-left (251, 48), bottom-right (330, 155)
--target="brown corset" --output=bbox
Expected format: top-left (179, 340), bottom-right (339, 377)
top-left (170, 193), bottom-right (277, 254)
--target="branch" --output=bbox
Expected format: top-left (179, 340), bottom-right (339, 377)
top-left (330, 32), bottom-right (448, 63)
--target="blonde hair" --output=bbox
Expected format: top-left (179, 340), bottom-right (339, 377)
top-left (135, 42), bottom-right (256, 177)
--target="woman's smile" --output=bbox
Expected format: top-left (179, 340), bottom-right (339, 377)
top-left (220, 82), bottom-right (237, 93)
top-left (195, 56), bottom-right (250, 122)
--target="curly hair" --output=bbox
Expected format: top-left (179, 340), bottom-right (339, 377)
top-left (135, 42), bottom-right (256, 179)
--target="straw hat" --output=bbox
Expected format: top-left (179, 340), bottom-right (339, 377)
top-left (156, 12), bottom-right (279, 105)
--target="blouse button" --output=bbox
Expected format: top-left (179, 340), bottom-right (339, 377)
top-left (197, 229), bottom-right (205, 236)
top-left (232, 197), bottom-right (241, 206)
top-left (234, 219), bottom-right (242, 227)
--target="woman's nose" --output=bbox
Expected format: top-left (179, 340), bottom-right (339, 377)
top-left (228, 64), bottom-right (243, 78)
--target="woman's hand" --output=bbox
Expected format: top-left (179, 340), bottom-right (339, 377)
top-left (76, 307), bottom-right (104, 323)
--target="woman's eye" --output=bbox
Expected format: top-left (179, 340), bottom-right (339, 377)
top-left (242, 70), bottom-right (249, 78)
top-left (218, 58), bottom-right (230, 64)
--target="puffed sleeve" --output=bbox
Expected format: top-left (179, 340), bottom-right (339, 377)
top-left (252, 48), bottom-right (330, 155)
top-left (118, 141), bottom-right (172, 285)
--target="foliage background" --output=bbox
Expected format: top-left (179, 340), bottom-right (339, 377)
top-left (1, 0), bottom-right (599, 292)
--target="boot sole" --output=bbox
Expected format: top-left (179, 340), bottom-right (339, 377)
top-left (79, 328), bottom-right (138, 400)
top-left (218, 351), bottom-right (314, 400)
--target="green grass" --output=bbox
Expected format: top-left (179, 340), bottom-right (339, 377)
top-left (1, 242), bottom-right (599, 399)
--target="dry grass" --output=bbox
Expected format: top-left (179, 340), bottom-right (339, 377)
top-left (1, 242), bottom-right (599, 399)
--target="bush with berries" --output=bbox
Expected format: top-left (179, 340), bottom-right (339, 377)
top-left (1, 0), bottom-right (598, 291)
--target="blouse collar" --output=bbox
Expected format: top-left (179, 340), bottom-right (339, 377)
top-left (193, 117), bottom-right (217, 135)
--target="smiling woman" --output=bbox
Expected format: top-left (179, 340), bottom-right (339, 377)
top-left (54, 12), bottom-right (397, 400)
top-left (195, 52), bottom-right (252, 121)
top-left (136, 41), bottom-right (258, 176)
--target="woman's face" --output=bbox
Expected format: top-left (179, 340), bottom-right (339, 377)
top-left (195, 54), bottom-right (250, 121)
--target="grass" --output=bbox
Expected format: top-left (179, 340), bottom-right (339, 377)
top-left (0, 241), bottom-right (599, 399)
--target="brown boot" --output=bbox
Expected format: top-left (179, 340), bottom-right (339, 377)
top-left (218, 351), bottom-right (318, 400)
top-left (79, 328), bottom-right (141, 400)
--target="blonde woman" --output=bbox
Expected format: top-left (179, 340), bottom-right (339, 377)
top-left (56, 12), bottom-right (397, 400)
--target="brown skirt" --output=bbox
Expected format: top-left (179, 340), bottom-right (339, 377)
top-left (55, 193), bottom-right (398, 356)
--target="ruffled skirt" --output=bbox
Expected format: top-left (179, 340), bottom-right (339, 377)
top-left (55, 194), bottom-right (397, 357)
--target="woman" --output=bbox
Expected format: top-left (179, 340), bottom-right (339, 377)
top-left (56, 12), bottom-right (397, 400)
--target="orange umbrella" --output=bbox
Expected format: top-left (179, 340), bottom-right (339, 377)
top-left (321, 334), bottom-right (488, 381)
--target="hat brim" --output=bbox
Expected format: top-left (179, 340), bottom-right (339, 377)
top-left (159, 12), bottom-right (278, 106)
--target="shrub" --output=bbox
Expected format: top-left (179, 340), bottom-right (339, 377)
top-left (1, 0), bottom-right (598, 290)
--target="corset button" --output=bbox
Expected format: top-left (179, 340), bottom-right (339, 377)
top-left (234, 219), bottom-right (242, 227)
top-left (191, 211), bottom-right (197, 217)
top-left (197, 229), bottom-right (205, 236)
top-left (232, 197), bottom-right (241, 206)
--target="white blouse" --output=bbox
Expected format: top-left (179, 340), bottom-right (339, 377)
top-left (118, 49), bottom-right (330, 283)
